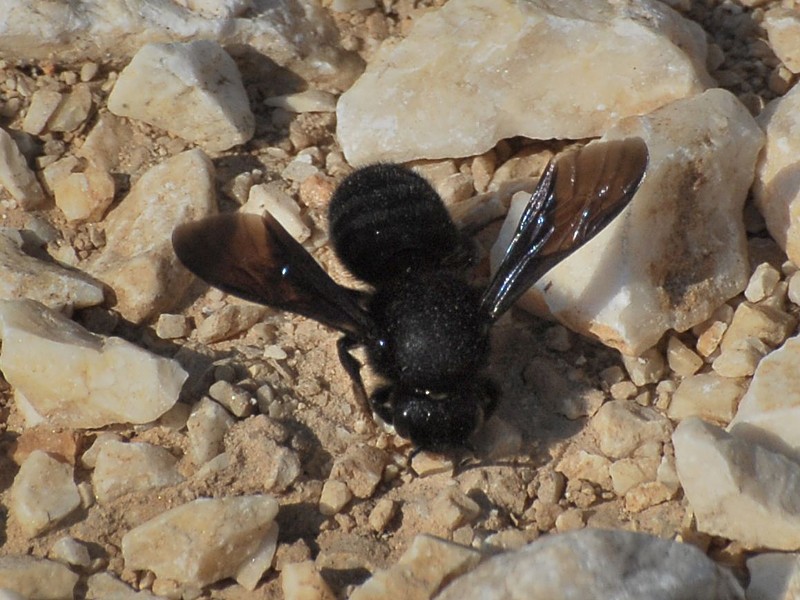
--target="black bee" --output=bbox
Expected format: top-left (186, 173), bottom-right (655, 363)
top-left (172, 138), bottom-right (648, 450)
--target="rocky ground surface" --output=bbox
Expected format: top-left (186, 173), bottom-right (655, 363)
top-left (0, 0), bottom-right (800, 599)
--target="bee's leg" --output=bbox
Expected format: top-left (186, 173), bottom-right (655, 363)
top-left (336, 335), bottom-right (373, 423)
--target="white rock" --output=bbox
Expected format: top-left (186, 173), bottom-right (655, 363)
top-left (196, 303), bottom-right (267, 344)
top-left (621, 348), bottom-right (666, 386)
top-left (281, 561), bottom-right (336, 600)
top-left (108, 41), bottom-right (254, 152)
top-left (746, 552), bottom-right (800, 600)
top-left (0, 231), bottom-right (105, 311)
top-left (0, 0), bottom-right (361, 89)
top-left (666, 335), bottom-right (704, 377)
top-left (337, 0), bottom-right (710, 164)
top-left (47, 83), bottom-right (93, 132)
top-left (155, 313), bottom-right (191, 339)
top-left (755, 83), bottom-right (800, 266)
top-left (436, 529), bottom-right (743, 599)
top-left (87, 149), bottom-right (216, 323)
top-left (53, 165), bottom-right (115, 222)
top-left (235, 521), bottom-right (279, 591)
top-left (745, 263), bottom-right (782, 303)
top-left (85, 571), bottom-right (166, 599)
top-left (319, 479), bottom-right (352, 516)
top-left (728, 335), bottom-right (800, 460)
top-left (668, 372), bottom-right (746, 425)
top-left (92, 440), bottom-right (184, 504)
top-left (674, 417), bottom-right (800, 550)
top-left (10, 450), bottom-right (81, 538)
top-left (764, 8), bottom-right (800, 74)
top-left (22, 89), bottom-right (63, 135)
top-left (493, 89), bottom-right (762, 355)
top-left (0, 299), bottom-right (187, 428)
top-left (351, 534), bottom-right (482, 600)
top-left (329, 444), bottom-right (386, 499)
top-left (242, 184), bottom-right (311, 243)
top-left (264, 89), bottom-right (338, 113)
top-left (0, 556), bottom-right (80, 600)
top-left (590, 400), bottom-right (672, 459)
top-left (0, 127), bottom-right (46, 209)
top-left (121, 495), bottom-right (279, 588)
top-left (49, 536), bottom-right (92, 568)
top-left (186, 397), bottom-right (235, 465)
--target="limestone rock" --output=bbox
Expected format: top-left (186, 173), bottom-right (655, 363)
top-left (53, 165), bottom-right (115, 223)
top-left (0, 0), bottom-right (362, 90)
top-left (667, 373), bottom-right (746, 425)
top-left (764, 8), bottom-right (800, 74)
top-left (10, 450), bottom-right (81, 538)
top-left (728, 335), bottom-right (800, 460)
top-left (754, 82), bottom-right (800, 266)
top-left (337, 0), bottom-right (711, 164)
top-left (350, 534), bottom-right (482, 600)
top-left (235, 521), bottom-right (279, 591)
top-left (590, 400), bottom-right (672, 459)
top-left (493, 89), bottom-right (762, 355)
top-left (186, 397), bottom-right (235, 465)
top-left (329, 444), bottom-right (387, 499)
top-left (0, 127), bottom-right (46, 209)
top-left (121, 495), bottom-right (279, 588)
top-left (87, 149), bottom-right (216, 323)
top-left (0, 231), bottom-right (105, 311)
top-left (109, 41), bottom-right (254, 152)
top-left (746, 552), bottom-right (800, 600)
top-left (674, 417), bottom-right (800, 550)
top-left (0, 556), bottom-right (79, 600)
top-left (85, 571), bottom-right (166, 599)
top-left (436, 529), bottom-right (743, 599)
top-left (281, 561), bottom-right (336, 600)
top-left (92, 441), bottom-right (184, 504)
top-left (0, 299), bottom-right (187, 428)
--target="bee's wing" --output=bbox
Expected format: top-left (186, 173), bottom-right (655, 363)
top-left (480, 138), bottom-right (649, 322)
top-left (173, 213), bottom-right (375, 341)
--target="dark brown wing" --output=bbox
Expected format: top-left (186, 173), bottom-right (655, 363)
top-left (172, 213), bottom-right (375, 341)
top-left (480, 138), bottom-right (649, 322)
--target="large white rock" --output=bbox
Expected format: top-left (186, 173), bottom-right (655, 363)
top-left (492, 89), bottom-right (762, 355)
top-left (754, 82), bottom-right (800, 266)
top-left (108, 41), bottom-right (255, 152)
top-left (0, 231), bottom-right (105, 311)
top-left (728, 335), bottom-right (800, 460)
top-left (746, 552), bottom-right (800, 600)
top-left (121, 495), bottom-right (279, 588)
top-left (436, 529), bottom-right (743, 599)
top-left (10, 450), bottom-right (81, 538)
top-left (0, 299), bottom-right (187, 428)
top-left (673, 417), bottom-right (800, 551)
top-left (0, 0), bottom-right (361, 89)
top-left (764, 8), bottom-right (800, 74)
top-left (87, 149), bottom-right (216, 323)
top-left (337, 0), bottom-right (711, 164)
top-left (92, 441), bottom-right (184, 504)
top-left (0, 556), bottom-right (79, 600)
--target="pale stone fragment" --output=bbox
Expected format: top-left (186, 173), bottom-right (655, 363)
top-left (609, 457), bottom-right (658, 496)
top-left (697, 320), bottom-right (729, 357)
top-left (745, 262), bottom-right (782, 302)
top-left (369, 498), bottom-right (398, 533)
top-left (264, 90), bottom-right (337, 113)
top-left (666, 335), bottom-right (704, 376)
top-left (436, 529), bottom-right (744, 600)
top-left (329, 444), bottom-right (387, 499)
top-left (621, 348), bottom-right (666, 386)
top-left (729, 335), bottom-right (800, 459)
top-left (555, 450), bottom-right (611, 489)
top-left (208, 380), bottom-right (254, 417)
top-left (0, 0), bottom-right (362, 90)
top-left (121, 495), bottom-right (279, 588)
top-left (22, 89), bottom-right (62, 135)
top-left (668, 373), bottom-right (746, 424)
top-left (0, 127), bottom-right (46, 209)
top-left (712, 338), bottom-right (770, 378)
top-left (351, 534), bottom-right (481, 600)
top-left (590, 400), bottom-right (672, 459)
top-left (0, 299), bottom-right (187, 428)
top-left (197, 304), bottom-right (268, 344)
top-left (764, 8), bottom-right (800, 74)
top-left (281, 561), bottom-right (336, 600)
top-left (624, 480), bottom-right (677, 512)
top-left (674, 417), bottom-right (800, 550)
top-left (235, 521), bottom-right (279, 591)
top-left (186, 397), bottom-right (235, 465)
top-left (410, 451), bottom-right (455, 478)
top-left (40, 155), bottom-right (80, 195)
top-left (108, 41), bottom-right (254, 152)
top-left (493, 89), bottom-right (762, 355)
top-left (76, 112), bottom-right (137, 172)
top-left (319, 480), bottom-right (352, 516)
top-left (155, 313), bottom-right (191, 339)
top-left (86, 571), bottom-right (165, 599)
top-left (0, 232), bottom-right (104, 310)
top-left (47, 83), bottom-right (92, 132)
top-left (92, 440), bottom-right (184, 504)
top-left (80, 432), bottom-right (124, 469)
top-left (754, 83), bottom-right (800, 265)
top-left (242, 183), bottom-right (311, 243)
top-left (555, 508), bottom-right (585, 532)
top-left (10, 450), bottom-right (81, 538)
top-left (0, 556), bottom-right (80, 600)
top-left (337, 0), bottom-right (711, 164)
top-left (53, 166), bottom-right (115, 222)
top-left (49, 536), bottom-right (91, 568)
top-left (746, 552), bottom-right (800, 600)
top-left (720, 302), bottom-right (796, 353)
top-left (87, 149), bottom-right (216, 323)
top-left (432, 486), bottom-right (481, 531)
